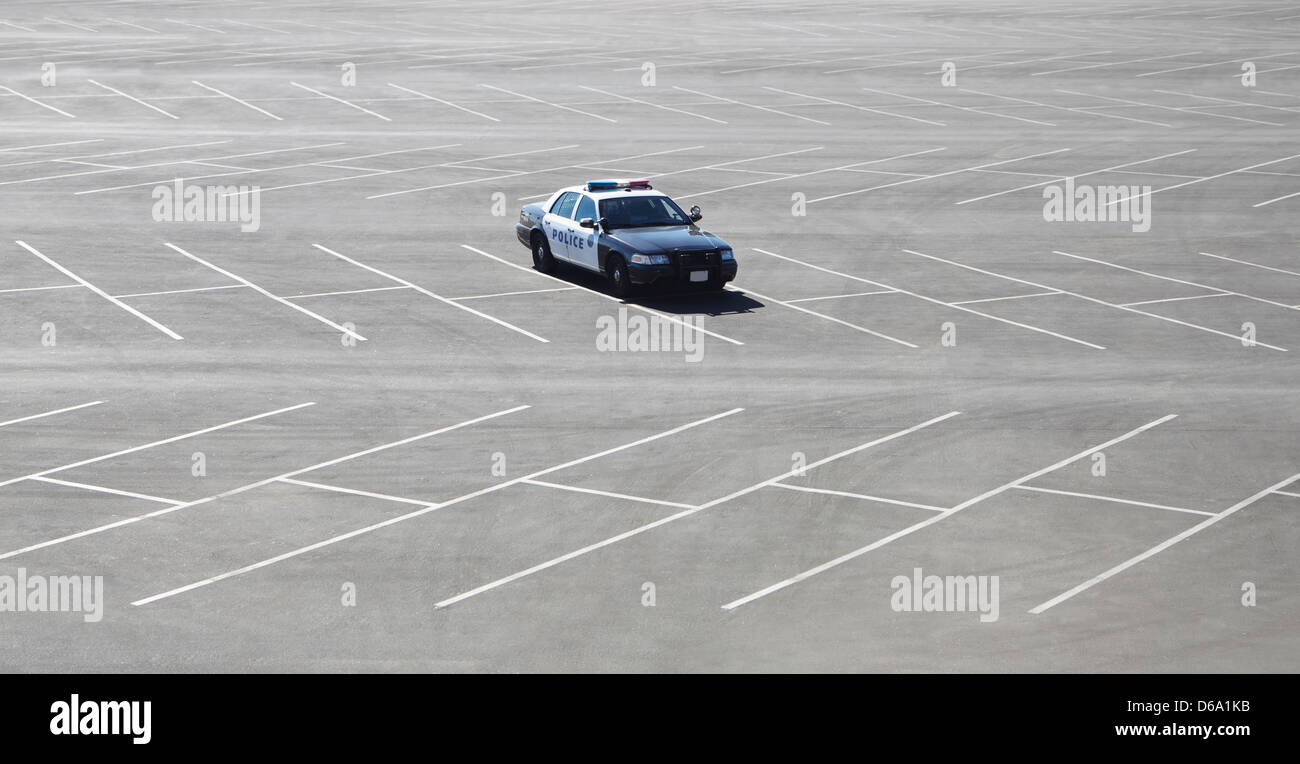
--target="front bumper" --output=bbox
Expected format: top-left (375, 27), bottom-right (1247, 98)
top-left (515, 223), bottom-right (533, 248)
top-left (628, 251), bottom-right (737, 286)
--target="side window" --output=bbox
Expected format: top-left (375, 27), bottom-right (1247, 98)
top-left (573, 195), bottom-right (596, 221)
top-left (551, 192), bottom-right (578, 217)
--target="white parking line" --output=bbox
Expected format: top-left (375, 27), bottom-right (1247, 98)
top-left (955, 149), bottom-right (1197, 205)
top-left (724, 48), bottom-right (930, 74)
top-left (191, 80), bottom-right (283, 120)
top-left (1030, 473), bottom-right (1300, 614)
top-left (0, 139), bottom-right (102, 154)
top-left (909, 247), bottom-right (1286, 351)
top-left (3, 405), bottom-right (524, 564)
top-left (672, 85), bottom-right (829, 125)
top-left (578, 85), bottom-right (727, 124)
top-left (761, 86), bottom-right (945, 126)
top-left (44, 17), bottom-right (97, 33)
top-left (459, 244), bottom-right (744, 346)
top-left (1155, 88), bottom-right (1300, 115)
top-left (387, 82), bottom-right (499, 121)
top-left (88, 79), bottom-right (179, 119)
top-left (1055, 250), bottom-right (1300, 315)
top-left (950, 290), bottom-right (1063, 305)
top-left (0, 401), bottom-right (102, 429)
top-left (75, 143), bottom-right (475, 195)
top-left (784, 289), bottom-right (898, 304)
top-left (680, 147), bottom-right (948, 200)
top-left (958, 87), bottom-right (1174, 127)
top-left (224, 19), bottom-right (291, 35)
top-left (311, 244), bottom-right (548, 343)
top-left (481, 83), bottom-right (615, 123)
top-left (755, 247), bottom-right (1105, 349)
top-left (1137, 51), bottom-right (1299, 77)
top-left (0, 139), bottom-right (232, 172)
top-left (725, 414), bottom-right (1176, 610)
top-left (1121, 292), bottom-right (1230, 307)
top-left (0, 85), bottom-right (76, 118)
top-left (730, 283), bottom-right (917, 348)
top-left (290, 81), bottom-right (391, 121)
top-left (165, 243), bottom-right (367, 342)
top-left (921, 50), bottom-right (1114, 75)
top-left (1059, 88), bottom-right (1285, 127)
top-left (133, 407), bottom-right (737, 606)
top-left (861, 86), bottom-right (1056, 127)
top-left (282, 285), bottom-right (412, 300)
top-left (1200, 251), bottom-right (1300, 278)
top-left (16, 240), bottom-right (184, 340)
top-left (31, 476), bottom-right (183, 506)
top-left (1031, 51), bottom-right (1203, 76)
top-left (0, 401), bottom-right (316, 492)
top-left (437, 410), bottom-right (961, 609)
top-left (808, 148), bottom-right (1071, 204)
top-left (0, 284), bottom-right (83, 295)
top-left (369, 144), bottom-right (686, 200)
top-left (771, 482), bottom-right (946, 512)
top-left (100, 18), bottom-right (160, 34)
top-left (164, 18), bottom-right (226, 34)
top-left (523, 479), bottom-right (699, 510)
top-left (449, 286), bottom-right (578, 300)
top-left (217, 143), bottom-right (463, 197)
top-left (277, 478), bottom-right (434, 507)
top-left (1012, 485), bottom-right (1215, 517)
top-left (112, 284), bottom-right (248, 299)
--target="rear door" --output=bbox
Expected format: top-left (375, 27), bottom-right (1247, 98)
top-left (542, 191), bottom-right (579, 262)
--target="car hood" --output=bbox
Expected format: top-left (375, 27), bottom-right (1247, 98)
top-left (604, 225), bottom-right (729, 255)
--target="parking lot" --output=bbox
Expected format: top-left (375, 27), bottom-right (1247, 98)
top-left (1, 0), bottom-right (1297, 672)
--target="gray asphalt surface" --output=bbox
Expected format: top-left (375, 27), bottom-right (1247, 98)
top-left (0, 0), bottom-right (1297, 672)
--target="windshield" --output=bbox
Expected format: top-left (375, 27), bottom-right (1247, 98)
top-left (598, 195), bottom-right (690, 229)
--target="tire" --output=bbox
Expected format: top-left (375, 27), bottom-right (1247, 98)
top-left (532, 233), bottom-right (555, 274)
top-left (607, 253), bottom-right (632, 298)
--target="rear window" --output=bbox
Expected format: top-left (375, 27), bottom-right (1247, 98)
top-left (550, 192), bottom-right (579, 217)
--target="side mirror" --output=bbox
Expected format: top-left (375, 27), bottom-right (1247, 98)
top-left (689, 205), bottom-right (702, 222)
top-left (596, 217), bottom-right (609, 231)
top-left (578, 217), bottom-right (595, 229)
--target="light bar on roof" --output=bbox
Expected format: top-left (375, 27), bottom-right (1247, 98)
top-left (586, 179), bottom-right (652, 191)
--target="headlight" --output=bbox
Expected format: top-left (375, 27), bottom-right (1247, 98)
top-left (720, 248), bottom-right (735, 261)
top-left (630, 253), bottom-right (670, 265)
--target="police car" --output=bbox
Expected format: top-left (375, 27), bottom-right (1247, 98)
top-left (515, 179), bottom-right (736, 298)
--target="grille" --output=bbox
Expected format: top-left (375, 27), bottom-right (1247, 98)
top-left (677, 250), bottom-right (715, 268)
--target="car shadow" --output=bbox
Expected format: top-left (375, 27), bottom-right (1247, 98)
top-left (548, 264), bottom-right (765, 316)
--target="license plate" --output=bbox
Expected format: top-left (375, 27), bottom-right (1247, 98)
top-left (689, 270), bottom-right (708, 282)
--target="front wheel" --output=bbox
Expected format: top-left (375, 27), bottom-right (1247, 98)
top-left (532, 235), bottom-right (555, 274)
top-left (607, 253), bottom-right (632, 298)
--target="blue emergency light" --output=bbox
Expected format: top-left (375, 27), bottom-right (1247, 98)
top-left (586, 179), bottom-right (652, 191)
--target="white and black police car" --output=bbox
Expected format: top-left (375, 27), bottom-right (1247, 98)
top-left (515, 179), bottom-right (736, 297)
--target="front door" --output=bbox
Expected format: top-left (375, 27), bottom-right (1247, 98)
top-left (569, 193), bottom-right (600, 271)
